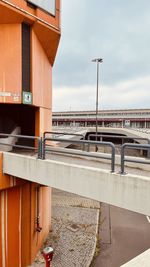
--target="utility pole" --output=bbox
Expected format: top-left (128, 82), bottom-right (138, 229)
top-left (92, 58), bottom-right (103, 151)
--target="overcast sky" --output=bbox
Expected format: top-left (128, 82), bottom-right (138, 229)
top-left (52, 0), bottom-right (150, 111)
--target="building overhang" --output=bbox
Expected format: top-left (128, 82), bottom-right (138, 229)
top-left (0, 0), bottom-right (61, 65)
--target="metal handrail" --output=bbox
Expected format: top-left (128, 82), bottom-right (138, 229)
top-left (44, 131), bottom-right (85, 151)
top-left (0, 133), bottom-right (43, 159)
top-left (0, 133), bottom-right (39, 139)
top-left (88, 133), bottom-right (150, 158)
top-left (87, 133), bottom-right (150, 144)
top-left (120, 143), bottom-right (150, 174)
top-left (2, 133), bottom-right (150, 176)
top-left (42, 137), bottom-right (116, 172)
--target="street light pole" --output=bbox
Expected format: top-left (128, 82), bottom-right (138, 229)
top-left (92, 58), bottom-right (103, 151)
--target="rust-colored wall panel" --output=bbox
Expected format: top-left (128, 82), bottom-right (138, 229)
top-left (4, 0), bottom-right (35, 15)
top-left (0, 192), bottom-right (2, 267)
top-left (15, 178), bottom-right (27, 187)
top-left (39, 107), bottom-right (51, 136)
top-left (21, 182), bottom-right (31, 267)
top-left (30, 184), bottom-right (51, 263)
top-left (3, 0), bottom-right (60, 29)
top-left (0, 191), bottom-right (7, 267)
top-left (0, 4), bottom-right (22, 24)
top-left (41, 186), bottom-right (51, 236)
top-left (0, 1), bottom-right (61, 266)
top-left (0, 0), bottom-right (36, 24)
top-left (0, 24), bottom-right (22, 103)
top-left (7, 187), bottom-right (21, 267)
top-left (31, 29), bottom-right (52, 108)
top-left (32, 22), bottom-right (60, 65)
top-left (0, 2), bottom-right (60, 65)
top-left (36, 0), bottom-right (60, 29)
top-left (30, 183), bottom-right (41, 262)
top-left (5, 0), bottom-right (36, 16)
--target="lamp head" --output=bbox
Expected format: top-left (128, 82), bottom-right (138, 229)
top-left (92, 58), bottom-right (103, 63)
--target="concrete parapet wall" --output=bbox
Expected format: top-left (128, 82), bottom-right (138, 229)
top-left (3, 152), bottom-right (150, 216)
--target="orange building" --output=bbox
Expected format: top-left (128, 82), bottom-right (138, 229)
top-left (0, 0), bottom-right (61, 266)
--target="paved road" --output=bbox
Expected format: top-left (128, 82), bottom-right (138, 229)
top-left (93, 204), bottom-right (150, 267)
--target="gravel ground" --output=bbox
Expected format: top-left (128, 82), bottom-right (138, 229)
top-left (31, 190), bottom-right (100, 267)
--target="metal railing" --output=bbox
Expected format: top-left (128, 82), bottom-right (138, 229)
top-left (0, 133), bottom-right (43, 159)
top-left (1, 132), bottom-right (150, 175)
top-left (120, 143), bottom-right (150, 174)
top-left (42, 137), bottom-right (116, 172)
top-left (87, 133), bottom-right (150, 144)
top-left (44, 131), bottom-right (85, 150)
top-left (87, 133), bottom-right (150, 157)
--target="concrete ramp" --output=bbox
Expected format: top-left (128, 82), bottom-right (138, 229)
top-left (0, 126), bottom-right (21, 151)
top-left (3, 152), bottom-right (150, 216)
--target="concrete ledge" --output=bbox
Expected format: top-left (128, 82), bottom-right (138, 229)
top-left (3, 152), bottom-right (150, 215)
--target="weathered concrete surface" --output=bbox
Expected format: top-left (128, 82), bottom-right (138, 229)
top-left (121, 248), bottom-right (150, 267)
top-left (32, 189), bottom-right (100, 267)
top-left (3, 152), bottom-right (150, 216)
top-left (93, 204), bottom-right (150, 267)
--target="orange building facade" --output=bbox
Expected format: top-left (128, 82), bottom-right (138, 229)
top-left (0, 0), bottom-right (61, 266)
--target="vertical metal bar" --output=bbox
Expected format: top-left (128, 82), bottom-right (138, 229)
top-left (87, 135), bottom-right (90, 152)
top-left (42, 139), bottom-right (45, 160)
top-left (37, 137), bottom-right (42, 159)
top-left (87, 143), bottom-right (90, 152)
top-left (111, 144), bottom-right (115, 173)
top-left (36, 186), bottom-right (42, 232)
top-left (120, 144), bottom-right (125, 174)
top-left (82, 136), bottom-right (85, 151)
top-left (95, 61), bottom-right (99, 152)
top-left (147, 140), bottom-right (150, 158)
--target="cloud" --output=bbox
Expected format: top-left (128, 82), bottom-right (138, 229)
top-left (52, 0), bottom-right (150, 110)
top-left (53, 75), bottom-right (150, 111)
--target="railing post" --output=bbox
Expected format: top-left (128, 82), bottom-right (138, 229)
top-left (120, 144), bottom-right (125, 174)
top-left (111, 144), bottom-right (115, 173)
top-left (37, 137), bottom-right (43, 159)
top-left (42, 139), bottom-right (45, 160)
top-left (82, 137), bottom-right (85, 151)
top-left (87, 135), bottom-right (90, 152)
top-left (147, 139), bottom-right (150, 158)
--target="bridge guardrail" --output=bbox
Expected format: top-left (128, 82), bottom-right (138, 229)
top-left (1, 132), bottom-right (150, 175)
top-left (120, 143), bottom-right (150, 174)
top-left (44, 131), bottom-right (85, 150)
top-left (0, 133), bottom-right (43, 159)
top-left (42, 137), bottom-right (116, 172)
top-left (87, 133), bottom-right (150, 158)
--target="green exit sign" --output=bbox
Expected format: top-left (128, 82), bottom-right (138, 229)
top-left (22, 92), bottom-right (32, 105)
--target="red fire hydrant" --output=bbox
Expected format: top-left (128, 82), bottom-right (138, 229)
top-left (42, 247), bottom-right (54, 267)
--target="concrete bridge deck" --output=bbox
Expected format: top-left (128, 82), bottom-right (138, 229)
top-left (2, 126), bottom-right (150, 267)
top-left (3, 150), bottom-right (150, 216)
